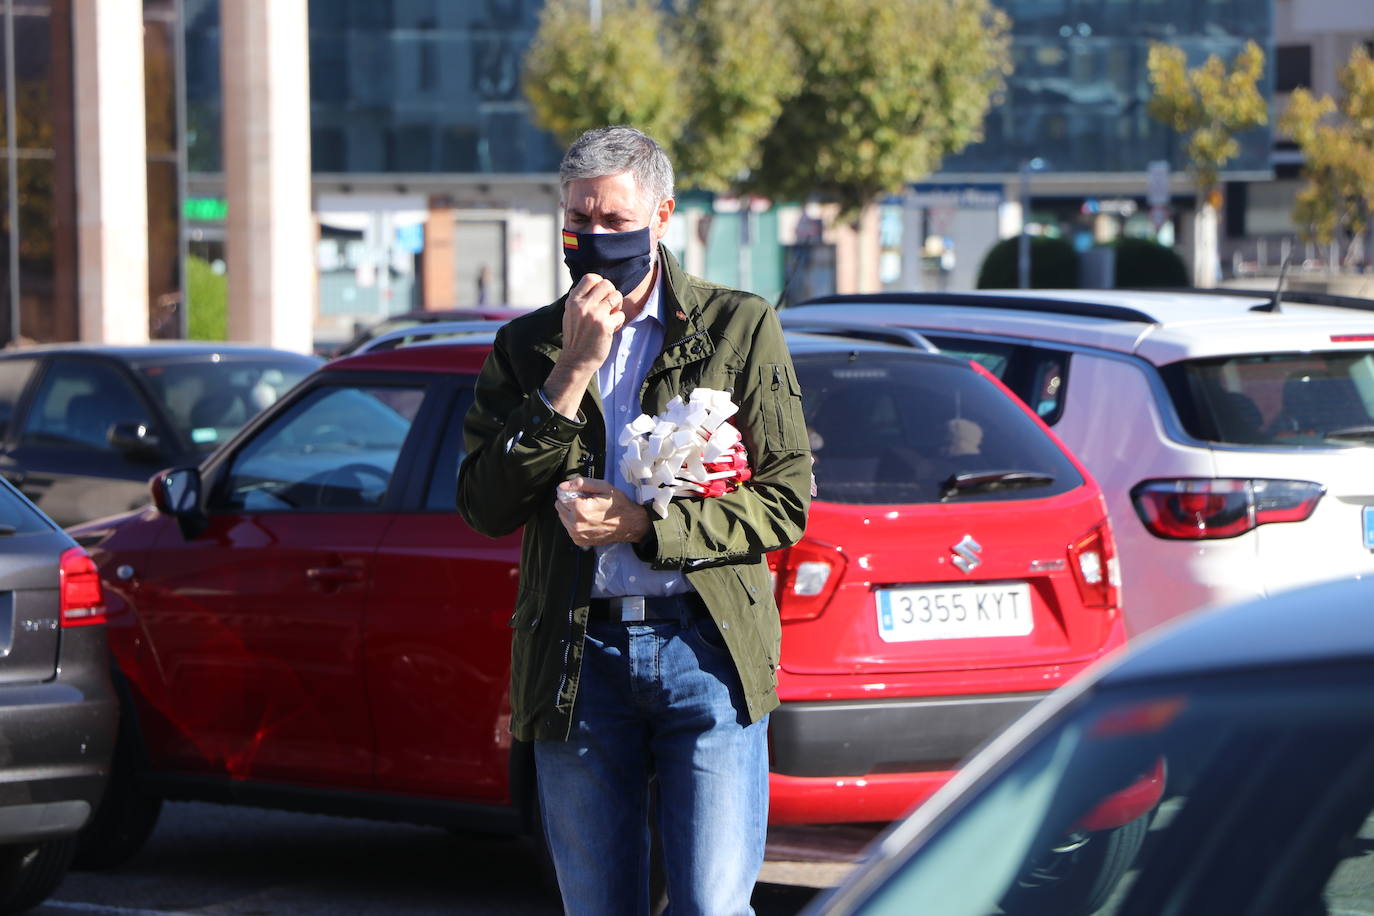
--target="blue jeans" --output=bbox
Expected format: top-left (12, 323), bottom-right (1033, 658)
top-left (534, 599), bottom-right (769, 916)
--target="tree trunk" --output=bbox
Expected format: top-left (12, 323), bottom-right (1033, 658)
top-left (1191, 204), bottom-right (1219, 288)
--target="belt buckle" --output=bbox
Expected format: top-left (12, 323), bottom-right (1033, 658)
top-left (616, 596), bottom-right (646, 622)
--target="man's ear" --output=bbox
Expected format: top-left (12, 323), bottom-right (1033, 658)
top-left (652, 197), bottom-right (676, 241)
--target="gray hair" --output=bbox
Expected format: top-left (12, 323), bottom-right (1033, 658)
top-left (559, 126), bottom-right (675, 208)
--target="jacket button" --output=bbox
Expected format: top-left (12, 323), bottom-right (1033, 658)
top-left (720, 621), bottom-right (730, 631)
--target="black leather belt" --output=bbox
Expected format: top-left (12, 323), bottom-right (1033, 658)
top-left (588, 593), bottom-right (704, 623)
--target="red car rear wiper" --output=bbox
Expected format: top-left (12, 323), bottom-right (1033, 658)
top-left (1323, 425), bottom-right (1374, 443)
top-left (940, 470), bottom-right (1056, 499)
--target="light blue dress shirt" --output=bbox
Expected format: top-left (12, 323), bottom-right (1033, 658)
top-left (591, 273), bottom-right (691, 598)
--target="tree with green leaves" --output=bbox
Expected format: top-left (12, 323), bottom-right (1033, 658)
top-left (666, 0), bottom-right (800, 192)
top-left (1146, 40), bottom-right (1267, 286)
top-left (748, 0), bottom-right (1011, 225)
top-left (1280, 46), bottom-right (1374, 270)
top-left (523, 0), bottom-right (686, 155)
top-left (523, 0), bottom-right (798, 193)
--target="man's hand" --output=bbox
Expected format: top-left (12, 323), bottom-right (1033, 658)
top-left (555, 477), bottom-right (651, 547)
top-left (543, 274), bottom-right (623, 418)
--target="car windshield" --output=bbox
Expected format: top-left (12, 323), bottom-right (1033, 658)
top-left (850, 663), bottom-right (1374, 916)
top-left (794, 352), bottom-right (1082, 505)
top-left (1164, 351), bottom-right (1374, 447)
top-left (138, 358), bottom-right (316, 455)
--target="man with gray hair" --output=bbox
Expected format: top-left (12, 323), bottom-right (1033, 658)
top-left (458, 125), bottom-right (811, 914)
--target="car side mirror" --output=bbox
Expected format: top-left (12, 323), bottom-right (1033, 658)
top-left (109, 422), bottom-right (162, 458)
top-left (151, 467), bottom-right (205, 538)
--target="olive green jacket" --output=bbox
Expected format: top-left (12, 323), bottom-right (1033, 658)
top-left (457, 247), bottom-right (811, 742)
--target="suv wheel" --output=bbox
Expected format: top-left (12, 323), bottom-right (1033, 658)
top-left (0, 836), bottom-right (77, 914)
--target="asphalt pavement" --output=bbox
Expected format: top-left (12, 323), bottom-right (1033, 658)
top-left (35, 803), bottom-right (880, 915)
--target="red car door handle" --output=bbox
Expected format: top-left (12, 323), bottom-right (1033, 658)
top-left (306, 566), bottom-right (364, 584)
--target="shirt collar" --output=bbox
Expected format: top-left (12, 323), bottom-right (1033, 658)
top-left (627, 266), bottom-right (664, 330)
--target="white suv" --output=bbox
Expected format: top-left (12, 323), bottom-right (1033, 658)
top-left (781, 289), bottom-right (1374, 636)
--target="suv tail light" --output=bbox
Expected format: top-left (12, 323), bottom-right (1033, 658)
top-left (768, 538), bottom-right (847, 622)
top-left (59, 547), bottom-right (107, 626)
top-left (1068, 524), bottom-right (1119, 609)
top-left (1131, 478), bottom-right (1324, 540)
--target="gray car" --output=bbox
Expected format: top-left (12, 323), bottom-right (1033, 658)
top-left (0, 343), bottom-right (321, 528)
top-left (813, 574), bottom-right (1374, 916)
top-left (0, 477), bottom-right (117, 912)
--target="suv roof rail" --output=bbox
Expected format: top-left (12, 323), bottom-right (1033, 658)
top-left (782, 318), bottom-right (939, 352)
top-left (1129, 286), bottom-right (1374, 314)
top-left (352, 320), bottom-right (504, 354)
top-left (792, 292), bottom-right (1160, 325)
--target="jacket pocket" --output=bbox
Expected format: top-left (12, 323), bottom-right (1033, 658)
top-left (760, 363), bottom-right (808, 452)
top-left (508, 579), bottom-right (543, 631)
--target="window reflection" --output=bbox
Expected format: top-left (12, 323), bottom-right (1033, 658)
top-left (13, 12), bottom-right (53, 150)
top-left (945, 0), bottom-right (1271, 174)
top-left (148, 161), bottom-right (181, 339)
top-left (188, 0), bottom-right (561, 176)
top-left (17, 156), bottom-right (56, 343)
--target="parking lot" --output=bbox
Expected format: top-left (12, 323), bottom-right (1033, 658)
top-left (36, 804), bottom-right (875, 916)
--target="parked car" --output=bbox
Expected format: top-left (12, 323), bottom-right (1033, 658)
top-left (346, 319), bottom-right (522, 355)
top-left (0, 476), bottom-right (117, 912)
top-left (812, 574), bottom-right (1374, 916)
top-left (64, 325), bottom-right (1124, 867)
top-left (324, 306), bottom-right (529, 357)
top-left (0, 343), bottom-right (321, 527)
top-left (782, 289), bottom-right (1374, 636)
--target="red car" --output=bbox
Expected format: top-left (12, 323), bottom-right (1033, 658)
top-left (67, 329), bottom-right (1124, 867)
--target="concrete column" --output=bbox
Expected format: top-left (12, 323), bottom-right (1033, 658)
top-left (423, 197), bottom-right (456, 309)
top-left (857, 204), bottom-right (882, 292)
top-left (72, 0), bottom-right (148, 343)
top-left (834, 221), bottom-right (859, 294)
top-left (220, 0), bottom-right (313, 352)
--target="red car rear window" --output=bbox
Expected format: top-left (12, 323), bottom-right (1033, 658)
top-left (796, 352), bottom-right (1083, 505)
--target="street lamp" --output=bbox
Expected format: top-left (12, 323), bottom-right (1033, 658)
top-left (1018, 157), bottom-right (1048, 289)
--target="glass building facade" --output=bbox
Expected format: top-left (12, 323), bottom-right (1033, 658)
top-left (184, 0), bottom-right (1272, 182)
top-left (0, 0), bottom-right (77, 345)
top-left (947, 0), bottom-right (1273, 174)
top-left (0, 0), bottom-right (184, 346)
top-left (185, 0), bottom-right (562, 176)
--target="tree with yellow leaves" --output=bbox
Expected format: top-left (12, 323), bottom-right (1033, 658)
top-left (1147, 41), bottom-right (1268, 287)
top-left (1281, 46), bottom-right (1374, 270)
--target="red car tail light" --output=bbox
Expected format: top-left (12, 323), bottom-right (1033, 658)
top-left (59, 547), bottom-right (107, 627)
top-left (1131, 478), bottom-right (1324, 540)
top-left (769, 538), bottom-right (847, 622)
top-left (1067, 524), bottom-right (1119, 609)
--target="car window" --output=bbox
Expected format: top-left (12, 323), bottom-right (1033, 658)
top-left (221, 384), bottom-right (424, 512)
top-left (922, 336), bottom-right (1070, 423)
top-left (0, 479), bottom-right (56, 535)
top-left (19, 358), bottom-right (153, 451)
top-left (137, 358), bottom-right (316, 454)
top-left (1163, 351), bottom-right (1374, 447)
top-left (852, 666), bottom-right (1374, 916)
top-left (923, 338), bottom-right (1014, 378)
top-left (0, 358), bottom-right (36, 441)
top-left (424, 384), bottom-right (476, 510)
top-left (794, 352), bottom-right (1082, 505)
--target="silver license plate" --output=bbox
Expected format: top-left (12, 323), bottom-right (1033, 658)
top-left (876, 582), bottom-right (1033, 642)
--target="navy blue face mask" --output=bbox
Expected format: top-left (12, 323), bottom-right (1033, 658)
top-left (562, 226), bottom-right (653, 296)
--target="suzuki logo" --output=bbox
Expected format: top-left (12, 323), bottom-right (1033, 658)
top-left (952, 535), bottom-right (983, 574)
